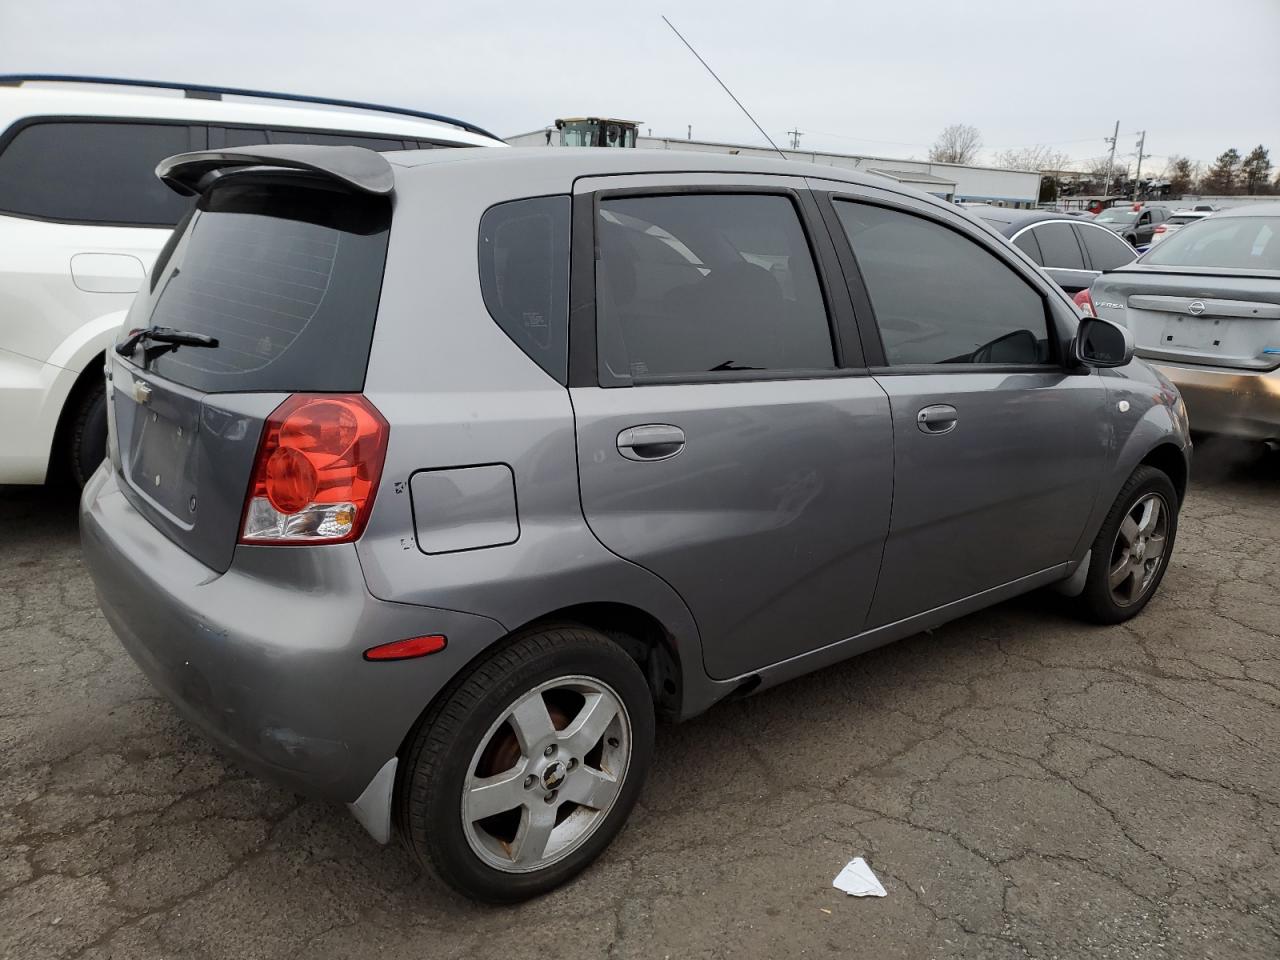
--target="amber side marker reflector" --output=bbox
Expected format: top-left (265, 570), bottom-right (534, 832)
top-left (364, 635), bottom-right (447, 661)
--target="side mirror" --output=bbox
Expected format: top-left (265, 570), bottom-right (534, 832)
top-left (1074, 316), bottom-right (1134, 368)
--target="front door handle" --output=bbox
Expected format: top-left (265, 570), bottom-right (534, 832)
top-left (916, 404), bottom-right (958, 435)
top-left (617, 424), bottom-right (686, 461)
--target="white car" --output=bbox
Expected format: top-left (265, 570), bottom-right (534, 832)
top-left (0, 75), bottom-right (503, 486)
top-left (1150, 209), bottom-right (1212, 246)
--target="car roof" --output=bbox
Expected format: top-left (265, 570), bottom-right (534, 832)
top-left (965, 206), bottom-right (1095, 235)
top-left (0, 83), bottom-right (502, 148)
top-left (386, 145), bottom-right (910, 191)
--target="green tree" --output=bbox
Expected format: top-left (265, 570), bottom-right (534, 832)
top-left (1202, 148), bottom-right (1241, 194)
top-left (1165, 155), bottom-right (1197, 196)
top-left (1241, 145), bottom-right (1272, 194)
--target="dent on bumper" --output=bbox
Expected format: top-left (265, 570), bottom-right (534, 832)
top-left (1152, 361), bottom-right (1280, 440)
top-left (79, 464), bottom-right (507, 810)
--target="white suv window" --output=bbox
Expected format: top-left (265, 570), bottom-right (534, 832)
top-left (0, 120), bottom-right (194, 225)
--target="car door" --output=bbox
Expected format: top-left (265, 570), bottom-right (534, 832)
top-left (818, 185), bottom-right (1110, 627)
top-left (1135, 210), bottom-right (1155, 244)
top-left (1019, 221), bottom-right (1097, 293)
top-left (568, 175), bottom-right (894, 680)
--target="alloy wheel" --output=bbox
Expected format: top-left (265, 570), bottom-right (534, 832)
top-left (1108, 492), bottom-right (1169, 607)
top-left (461, 676), bottom-right (631, 873)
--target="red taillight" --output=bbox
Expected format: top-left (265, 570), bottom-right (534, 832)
top-left (1153, 225), bottom-right (1167, 234)
top-left (1073, 289), bottom-right (1096, 317)
top-left (240, 393), bottom-right (389, 545)
top-left (364, 635), bottom-right (448, 661)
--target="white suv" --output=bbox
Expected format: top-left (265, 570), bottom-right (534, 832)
top-left (0, 75), bottom-right (502, 485)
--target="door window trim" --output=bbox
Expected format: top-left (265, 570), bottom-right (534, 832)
top-left (819, 190), bottom-right (1067, 374)
top-left (568, 184), bottom-right (866, 388)
top-left (0, 116), bottom-right (205, 226)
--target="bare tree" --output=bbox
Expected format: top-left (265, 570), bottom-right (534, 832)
top-left (929, 124), bottom-right (982, 165)
top-left (992, 145), bottom-right (1072, 173)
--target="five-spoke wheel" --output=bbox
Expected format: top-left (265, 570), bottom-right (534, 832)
top-left (463, 677), bottom-right (631, 872)
top-left (397, 625), bottom-right (654, 902)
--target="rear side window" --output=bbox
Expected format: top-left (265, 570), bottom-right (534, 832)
top-left (478, 196), bottom-right (571, 383)
top-left (1078, 224), bottom-right (1136, 271)
top-left (1012, 230), bottom-right (1044, 265)
top-left (128, 177), bottom-right (391, 393)
top-left (0, 120), bottom-right (193, 225)
top-left (1032, 223), bottom-right (1086, 270)
top-left (595, 193), bottom-right (834, 383)
top-left (835, 201), bottom-right (1049, 366)
top-left (1144, 216), bottom-right (1280, 270)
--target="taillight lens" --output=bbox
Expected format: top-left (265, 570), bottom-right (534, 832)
top-left (241, 394), bottom-right (389, 545)
top-left (1073, 289), bottom-right (1096, 317)
top-left (1153, 225), bottom-right (1166, 234)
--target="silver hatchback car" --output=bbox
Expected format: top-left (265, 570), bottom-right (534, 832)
top-left (81, 144), bottom-right (1191, 901)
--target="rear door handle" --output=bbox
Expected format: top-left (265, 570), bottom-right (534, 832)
top-left (617, 424), bottom-right (686, 461)
top-left (916, 404), bottom-right (958, 435)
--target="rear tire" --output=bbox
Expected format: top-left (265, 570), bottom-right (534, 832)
top-left (67, 380), bottom-right (108, 488)
top-left (1072, 465), bottom-right (1179, 624)
top-left (396, 625), bottom-right (654, 902)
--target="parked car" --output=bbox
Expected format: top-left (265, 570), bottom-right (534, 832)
top-left (971, 207), bottom-right (1139, 295)
top-left (1094, 203), bottom-right (1170, 246)
top-left (1150, 209), bottom-right (1213, 245)
top-left (0, 74), bottom-right (504, 488)
top-left (81, 145), bottom-right (1191, 902)
top-left (1091, 202), bottom-right (1280, 442)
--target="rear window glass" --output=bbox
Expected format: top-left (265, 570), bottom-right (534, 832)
top-left (1143, 216), bottom-right (1280, 271)
top-left (1096, 208), bottom-right (1138, 223)
top-left (478, 196), bottom-right (571, 383)
top-left (0, 120), bottom-right (194, 225)
top-left (127, 177), bottom-right (391, 393)
top-left (1167, 214), bottom-right (1201, 225)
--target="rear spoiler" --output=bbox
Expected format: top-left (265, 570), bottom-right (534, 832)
top-left (156, 144), bottom-right (394, 197)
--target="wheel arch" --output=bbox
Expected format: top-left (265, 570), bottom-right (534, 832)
top-left (1139, 441), bottom-right (1189, 504)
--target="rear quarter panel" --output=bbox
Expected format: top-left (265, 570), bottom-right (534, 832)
top-left (353, 161), bottom-right (708, 703)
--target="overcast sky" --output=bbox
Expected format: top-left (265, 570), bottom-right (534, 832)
top-left (4, 0), bottom-right (1277, 173)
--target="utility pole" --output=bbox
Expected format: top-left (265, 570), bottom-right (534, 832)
top-left (1102, 120), bottom-right (1119, 196)
top-left (787, 127), bottom-right (803, 151)
top-left (1132, 130), bottom-right (1148, 200)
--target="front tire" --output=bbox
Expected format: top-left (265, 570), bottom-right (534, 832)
top-left (396, 625), bottom-right (655, 902)
top-left (1072, 465), bottom-right (1179, 624)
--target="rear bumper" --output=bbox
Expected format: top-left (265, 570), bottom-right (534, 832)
top-left (1150, 360), bottom-right (1280, 441)
top-left (80, 462), bottom-right (507, 803)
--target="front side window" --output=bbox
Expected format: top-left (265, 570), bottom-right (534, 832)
top-left (835, 201), bottom-right (1050, 366)
top-left (478, 196), bottom-right (571, 383)
top-left (1079, 224), bottom-right (1136, 271)
top-left (0, 120), bottom-right (193, 225)
top-left (595, 193), bottom-right (834, 383)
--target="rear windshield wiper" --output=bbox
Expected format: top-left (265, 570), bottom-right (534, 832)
top-left (709, 359), bottom-right (763, 371)
top-left (116, 326), bottom-right (219, 357)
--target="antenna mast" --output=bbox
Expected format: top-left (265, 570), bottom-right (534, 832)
top-left (661, 16), bottom-right (787, 160)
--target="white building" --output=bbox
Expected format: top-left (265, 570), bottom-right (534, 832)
top-left (505, 128), bottom-right (1043, 208)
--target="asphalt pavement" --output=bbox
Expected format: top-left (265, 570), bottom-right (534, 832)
top-left (2, 445), bottom-right (1277, 959)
